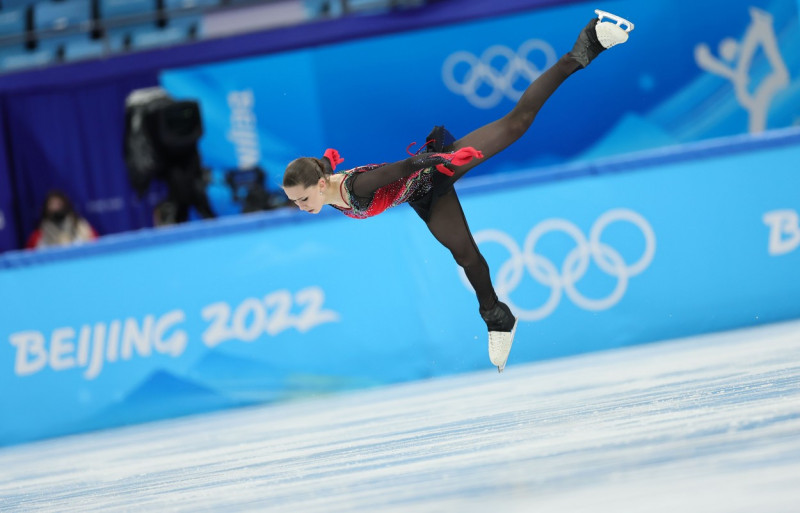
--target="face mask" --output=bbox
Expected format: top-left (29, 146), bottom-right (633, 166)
top-left (47, 208), bottom-right (69, 224)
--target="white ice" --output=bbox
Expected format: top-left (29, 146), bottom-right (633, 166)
top-left (1, 321), bottom-right (800, 512)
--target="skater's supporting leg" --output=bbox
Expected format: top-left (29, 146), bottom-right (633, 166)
top-left (424, 189), bottom-right (497, 311)
top-left (425, 190), bottom-right (518, 370)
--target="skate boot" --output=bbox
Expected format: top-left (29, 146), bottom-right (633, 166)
top-left (569, 9), bottom-right (634, 68)
top-left (480, 301), bottom-right (518, 373)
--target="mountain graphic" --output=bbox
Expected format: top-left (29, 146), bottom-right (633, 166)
top-left (187, 349), bottom-right (380, 403)
top-left (576, 113), bottom-right (678, 162)
top-left (26, 351), bottom-right (410, 444)
top-left (73, 369), bottom-right (246, 433)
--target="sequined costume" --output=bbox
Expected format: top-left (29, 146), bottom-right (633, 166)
top-left (329, 145), bottom-right (481, 221)
top-left (331, 164), bottom-right (438, 219)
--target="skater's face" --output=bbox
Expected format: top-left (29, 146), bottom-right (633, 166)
top-left (284, 179), bottom-right (325, 214)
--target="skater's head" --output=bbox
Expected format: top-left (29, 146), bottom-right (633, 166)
top-left (283, 157), bottom-right (333, 214)
top-left (39, 189), bottom-right (77, 226)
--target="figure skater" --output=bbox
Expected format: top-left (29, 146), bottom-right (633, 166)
top-left (282, 10), bottom-right (634, 372)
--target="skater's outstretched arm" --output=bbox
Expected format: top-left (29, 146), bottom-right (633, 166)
top-left (349, 147), bottom-right (483, 197)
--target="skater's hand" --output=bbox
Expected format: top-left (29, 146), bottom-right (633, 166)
top-left (323, 148), bottom-right (344, 170)
top-left (433, 147), bottom-right (484, 176)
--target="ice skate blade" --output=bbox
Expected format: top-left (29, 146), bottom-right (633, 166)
top-left (594, 9), bottom-right (634, 33)
top-left (489, 318), bottom-right (518, 373)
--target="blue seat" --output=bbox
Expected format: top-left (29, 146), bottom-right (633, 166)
top-left (128, 16), bottom-right (200, 50)
top-left (0, 8), bottom-right (25, 39)
top-left (304, 0), bottom-right (344, 18)
top-left (170, 14), bottom-right (202, 35)
top-left (64, 36), bottom-right (106, 60)
top-left (0, 45), bottom-right (56, 72)
top-left (303, 0), bottom-right (423, 18)
top-left (98, 0), bottom-right (157, 21)
top-left (163, 0), bottom-right (219, 12)
top-left (350, 0), bottom-right (425, 12)
top-left (103, 22), bottom-right (148, 52)
top-left (38, 34), bottom-right (107, 61)
top-left (346, 0), bottom-right (391, 11)
top-left (99, 26), bottom-right (129, 52)
top-left (34, 0), bottom-right (92, 32)
top-left (0, 0), bottom-right (39, 11)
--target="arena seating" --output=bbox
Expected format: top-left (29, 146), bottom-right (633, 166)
top-left (0, 0), bottom-right (423, 73)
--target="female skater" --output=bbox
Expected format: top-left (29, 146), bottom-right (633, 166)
top-left (283, 10), bottom-right (634, 372)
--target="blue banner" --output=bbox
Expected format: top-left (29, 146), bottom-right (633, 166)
top-left (160, 0), bottom-right (799, 215)
top-left (2, 129), bottom-right (800, 446)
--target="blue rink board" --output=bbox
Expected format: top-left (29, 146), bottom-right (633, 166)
top-left (1, 129), bottom-right (800, 445)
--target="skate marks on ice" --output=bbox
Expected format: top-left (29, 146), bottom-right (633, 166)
top-left (1, 321), bottom-right (799, 512)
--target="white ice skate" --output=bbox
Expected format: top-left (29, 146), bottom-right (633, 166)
top-left (594, 9), bottom-right (635, 48)
top-left (488, 318), bottom-right (518, 373)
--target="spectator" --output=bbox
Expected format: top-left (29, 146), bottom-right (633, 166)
top-left (26, 190), bottom-right (98, 249)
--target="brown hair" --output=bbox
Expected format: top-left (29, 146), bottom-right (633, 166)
top-left (282, 157), bottom-right (333, 188)
top-left (39, 189), bottom-right (77, 221)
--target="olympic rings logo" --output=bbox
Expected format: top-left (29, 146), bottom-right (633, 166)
top-left (442, 39), bottom-right (557, 109)
top-left (460, 209), bottom-right (656, 321)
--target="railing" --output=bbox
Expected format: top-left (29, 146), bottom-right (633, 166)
top-left (0, 0), bottom-right (429, 73)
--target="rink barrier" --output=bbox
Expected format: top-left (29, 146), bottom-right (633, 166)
top-left (2, 128), bottom-right (800, 446)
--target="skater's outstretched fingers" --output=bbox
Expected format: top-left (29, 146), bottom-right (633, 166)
top-left (432, 147), bottom-right (484, 176)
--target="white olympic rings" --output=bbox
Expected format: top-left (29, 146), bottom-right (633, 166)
top-left (459, 209), bottom-right (657, 321)
top-left (442, 39), bottom-right (558, 109)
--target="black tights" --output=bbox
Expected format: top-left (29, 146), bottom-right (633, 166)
top-left (425, 190), bottom-right (496, 310)
top-left (426, 54), bottom-right (580, 310)
top-left (450, 54), bottom-right (580, 178)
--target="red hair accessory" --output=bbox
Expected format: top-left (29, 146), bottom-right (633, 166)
top-left (323, 148), bottom-right (344, 171)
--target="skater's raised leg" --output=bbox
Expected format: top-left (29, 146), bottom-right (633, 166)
top-left (434, 10), bottom-right (634, 371)
top-left (424, 189), bottom-right (497, 311)
top-left (448, 11), bottom-right (633, 180)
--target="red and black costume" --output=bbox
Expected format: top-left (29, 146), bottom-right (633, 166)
top-left (332, 164), bottom-right (435, 219)
top-left (331, 143), bottom-right (481, 220)
top-left (323, 44), bottom-right (597, 330)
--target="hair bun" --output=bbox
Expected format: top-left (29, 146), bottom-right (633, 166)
top-left (319, 157), bottom-right (334, 175)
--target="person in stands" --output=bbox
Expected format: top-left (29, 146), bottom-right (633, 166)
top-left (26, 190), bottom-right (98, 250)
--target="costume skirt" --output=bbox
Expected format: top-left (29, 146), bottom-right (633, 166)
top-left (408, 125), bottom-right (459, 222)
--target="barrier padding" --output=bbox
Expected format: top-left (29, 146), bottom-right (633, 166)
top-left (2, 128), bottom-right (800, 446)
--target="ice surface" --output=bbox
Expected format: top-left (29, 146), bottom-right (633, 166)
top-left (1, 321), bottom-right (799, 512)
